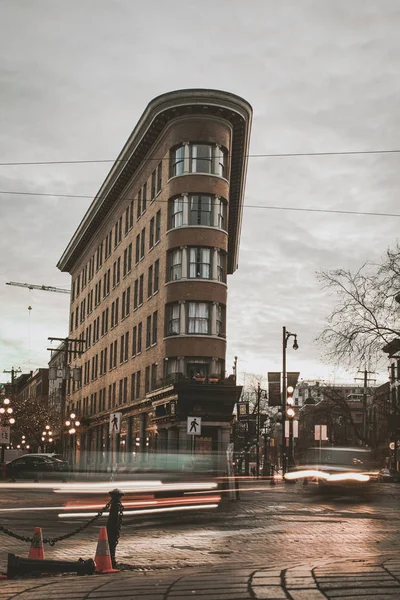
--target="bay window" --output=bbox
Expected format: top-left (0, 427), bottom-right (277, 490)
top-left (189, 248), bottom-right (211, 279)
top-left (171, 146), bottom-right (185, 176)
top-left (216, 251), bottom-right (225, 282)
top-left (190, 144), bottom-right (213, 174)
top-left (189, 195), bottom-right (212, 226)
top-left (167, 304), bottom-right (180, 335)
top-left (188, 302), bottom-right (209, 334)
top-left (171, 197), bottom-right (184, 228)
top-left (170, 143), bottom-right (227, 178)
top-left (170, 249), bottom-right (182, 281)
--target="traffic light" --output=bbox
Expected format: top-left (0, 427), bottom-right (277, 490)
top-left (286, 385), bottom-right (295, 418)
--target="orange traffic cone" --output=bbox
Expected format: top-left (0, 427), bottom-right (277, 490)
top-left (94, 527), bottom-right (119, 574)
top-left (28, 527), bottom-right (45, 560)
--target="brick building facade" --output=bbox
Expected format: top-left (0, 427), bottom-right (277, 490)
top-left (57, 89), bottom-right (252, 469)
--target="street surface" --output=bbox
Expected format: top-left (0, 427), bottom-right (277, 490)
top-left (2, 480), bottom-right (400, 598)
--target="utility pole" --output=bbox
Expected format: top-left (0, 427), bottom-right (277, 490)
top-left (355, 369), bottom-right (376, 445)
top-left (48, 337), bottom-right (84, 458)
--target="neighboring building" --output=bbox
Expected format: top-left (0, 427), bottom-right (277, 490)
top-left (17, 369), bottom-right (49, 408)
top-left (57, 89), bottom-right (252, 469)
top-left (297, 381), bottom-right (372, 455)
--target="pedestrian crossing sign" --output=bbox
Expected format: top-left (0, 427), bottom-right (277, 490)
top-left (187, 416), bottom-right (201, 436)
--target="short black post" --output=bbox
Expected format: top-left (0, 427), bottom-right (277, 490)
top-left (107, 488), bottom-right (124, 569)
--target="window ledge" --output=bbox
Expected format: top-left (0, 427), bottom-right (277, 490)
top-left (167, 173), bottom-right (228, 184)
top-left (166, 225), bottom-right (228, 236)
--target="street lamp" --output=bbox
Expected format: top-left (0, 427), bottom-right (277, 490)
top-left (281, 327), bottom-right (299, 475)
top-left (66, 413), bottom-right (80, 466)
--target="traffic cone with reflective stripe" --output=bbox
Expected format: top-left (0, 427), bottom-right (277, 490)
top-left (94, 527), bottom-right (119, 574)
top-left (28, 527), bottom-right (45, 560)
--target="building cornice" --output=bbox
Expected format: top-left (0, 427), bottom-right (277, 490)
top-left (57, 89), bottom-right (252, 274)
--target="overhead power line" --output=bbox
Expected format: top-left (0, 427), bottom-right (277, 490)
top-left (0, 189), bottom-right (399, 219)
top-left (1, 148), bottom-right (400, 166)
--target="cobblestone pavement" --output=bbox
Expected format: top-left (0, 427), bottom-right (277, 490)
top-left (2, 482), bottom-right (400, 597)
top-left (2, 483), bottom-right (400, 573)
top-left (2, 557), bottom-right (400, 599)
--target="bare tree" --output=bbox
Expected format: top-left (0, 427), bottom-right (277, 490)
top-left (317, 242), bottom-right (400, 367)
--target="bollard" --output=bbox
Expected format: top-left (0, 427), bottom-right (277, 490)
top-left (7, 553), bottom-right (95, 578)
top-left (106, 489), bottom-right (124, 569)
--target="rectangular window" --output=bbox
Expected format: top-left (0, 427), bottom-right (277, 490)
top-left (125, 332), bottom-right (129, 362)
top-left (154, 259), bottom-right (159, 292)
top-left (137, 322), bottom-right (142, 353)
top-left (189, 248), bottom-right (211, 279)
top-left (122, 291), bottom-right (126, 319)
top-left (140, 228), bottom-right (145, 259)
top-left (157, 161), bottom-right (162, 193)
top-left (151, 170), bottom-right (156, 200)
top-left (136, 370), bottom-right (141, 398)
top-left (189, 195), bottom-right (212, 226)
top-left (217, 251), bottom-right (224, 282)
top-left (151, 363), bottom-right (158, 390)
top-left (123, 248), bottom-right (128, 277)
top-left (125, 206), bottom-right (129, 235)
top-left (152, 311), bottom-right (158, 345)
top-left (135, 234), bottom-right (140, 263)
top-left (131, 373), bottom-right (136, 402)
top-left (216, 304), bottom-right (223, 335)
top-left (123, 377), bottom-right (128, 404)
top-left (129, 200), bottom-right (134, 229)
top-left (114, 221), bottom-right (119, 248)
top-left (113, 339), bottom-right (118, 368)
top-left (172, 146), bottom-right (185, 176)
top-left (116, 257), bottom-right (121, 285)
top-left (146, 315), bottom-right (151, 348)
top-left (103, 347), bottom-right (108, 374)
top-left (155, 210), bottom-right (161, 242)
top-left (149, 217), bottom-right (155, 248)
top-left (139, 274), bottom-right (144, 305)
top-left (134, 279), bottom-right (138, 310)
top-left (71, 281), bottom-right (75, 302)
top-left (119, 379), bottom-right (123, 405)
top-left (142, 182), bottom-right (147, 212)
top-left (127, 243), bottom-right (132, 272)
top-left (167, 304), bottom-right (180, 335)
top-left (132, 326), bottom-right (137, 356)
top-left (115, 297), bottom-right (119, 326)
top-left (215, 197), bottom-right (226, 229)
top-left (170, 249), bottom-right (182, 281)
top-left (120, 335), bottom-right (124, 364)
top-left (172, 197), bottom-right (183, 228)
top-left (148, 265), bottom-right (153, 298)
top-left (145, 365), bottom-right (150, 393)
top-left (188, 302), bottom-right (209, 334)
top-left (126, 286), bottom-right (130, 316)
top-left (137, 188), bottom-right (142, 219)
top-left (76, 275), bottom-right (81, 296)
top-left (190, 144), bottom-right (213, 174)
top-left (118, 216), bottom-right (122, 244)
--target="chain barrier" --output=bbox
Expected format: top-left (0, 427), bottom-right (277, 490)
top-left (0, 499), bottom-right (112, 547)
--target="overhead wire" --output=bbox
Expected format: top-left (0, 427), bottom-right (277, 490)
top-left (0, 189), bottom-right (398, 218)
top-left (1, 148), bottom-right (400, 166)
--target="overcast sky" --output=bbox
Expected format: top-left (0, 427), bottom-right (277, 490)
top-left (1, 0), bottom-right (400, 386)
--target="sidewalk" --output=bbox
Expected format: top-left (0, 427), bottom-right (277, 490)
top-left (1, 556), bottom-right (400, 599)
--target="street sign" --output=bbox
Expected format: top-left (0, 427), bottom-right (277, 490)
top-left (0, 426), bottom-right (10, 445)
top-left (109, 412), bottom-right (122, 435)
top-left (268, 372), bottom-right (281, 406)
top-left (314, 424), bottom-right (327, 441)
top-left (187, 416), bottom-right (201, 436)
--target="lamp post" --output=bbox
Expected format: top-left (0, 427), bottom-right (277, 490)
top-left (0, 398), bottom-right (16, 463)
top-left (65, 413), bottom-right (80, 467)
top-left (281, 327), bottom-right (299, 475)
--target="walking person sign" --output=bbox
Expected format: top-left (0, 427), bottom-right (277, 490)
top-left (109, 412), bottom-right (122, 435)
top-left (187, 416), bottom-right (201, 436)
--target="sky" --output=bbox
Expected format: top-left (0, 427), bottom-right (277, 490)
top-left (1, 0), bottom-right (400, 387)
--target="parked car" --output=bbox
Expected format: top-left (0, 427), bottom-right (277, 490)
top-left (6, 454), bottom-right (69, 480)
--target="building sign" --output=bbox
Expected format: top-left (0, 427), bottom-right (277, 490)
top-left (0, 426), bottom-right (10, 445)
top-left (268, 372), bottom-right (281, 406)
top-left (187, 416), bottom-right (201, 436)
top-left (109, 412), bottom-right (122, 435)
top-left (237, 402), bottom-right (249, 420)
